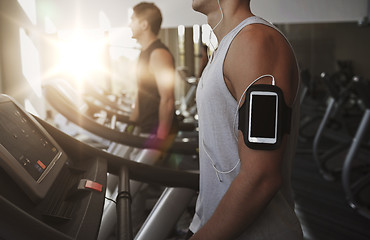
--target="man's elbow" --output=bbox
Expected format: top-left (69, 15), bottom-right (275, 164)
top-left (261, 172), bottom-right (283, 196)
top-left (247, 168), bottom-right (283, 199)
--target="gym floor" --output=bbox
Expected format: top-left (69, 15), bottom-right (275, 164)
top-left (293, 138), bottom-right (370, 240)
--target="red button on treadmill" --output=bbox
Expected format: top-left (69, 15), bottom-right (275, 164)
top-left (84, 180), bottom-right (103, 192)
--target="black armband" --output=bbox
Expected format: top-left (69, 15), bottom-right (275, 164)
top-left (238, 84), bottom-right (291, 150)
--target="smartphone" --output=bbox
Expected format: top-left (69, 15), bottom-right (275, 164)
top-left (248, 91), bottom-right (278, 144)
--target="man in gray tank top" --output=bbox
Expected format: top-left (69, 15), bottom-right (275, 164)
top-left (188, 0), bottom-right (303, 239)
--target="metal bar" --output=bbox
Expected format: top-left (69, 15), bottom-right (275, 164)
top-left (135, 187), bottom-right (196, 240)
top-left (312, 97), bottom-right (336, 180)
top-left (116, 167), bottom-right (133, 240)
top-left (342, 110), bottom-right (370, 218)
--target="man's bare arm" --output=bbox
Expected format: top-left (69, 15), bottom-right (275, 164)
top-left (150, 48), bottom-right (176, 139)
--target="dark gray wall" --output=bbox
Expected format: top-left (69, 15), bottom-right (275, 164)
top-left (278, 22), bottom-right (370, 90)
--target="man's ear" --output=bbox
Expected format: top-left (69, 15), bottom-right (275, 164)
top-left (140, 19), bottom-right (149, 31)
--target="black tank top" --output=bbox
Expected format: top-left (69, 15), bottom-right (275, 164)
top-left (136, 39), bottom-right (176, 134)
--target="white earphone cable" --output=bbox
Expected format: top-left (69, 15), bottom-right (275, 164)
top-left (208, 0), bottom-right (224, 53)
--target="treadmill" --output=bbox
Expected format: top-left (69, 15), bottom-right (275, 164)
top-left (42, 79), bottom-right (199, 239)
top-left (0, 94), bottom-right (199, 240)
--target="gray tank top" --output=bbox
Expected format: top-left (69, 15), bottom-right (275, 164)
top-left (189, 16), bottom-right (303, 239)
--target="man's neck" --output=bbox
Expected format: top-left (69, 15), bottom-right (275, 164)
top-left (138, 34), bottom-right (158, 51)
top-left (208, 3), bottom-right (253, 42)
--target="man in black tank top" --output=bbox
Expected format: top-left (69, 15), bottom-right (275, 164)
top-left (129, 2), bottom-right (178, 140)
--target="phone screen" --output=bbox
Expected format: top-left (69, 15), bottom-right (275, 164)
top-left (249, 93), bottom-right (278, 142)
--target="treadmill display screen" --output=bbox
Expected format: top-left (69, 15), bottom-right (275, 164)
top-left (0, 102), bottom-right (59, 182)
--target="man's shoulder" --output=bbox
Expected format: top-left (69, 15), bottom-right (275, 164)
top-left (226, 22), bottom-right (294, 72)
top-left (224, 21), bottom-right (298, 103)
top-left (149, 44), bottom-right (175, 71)
top-left (149, 41), bottom-right (173, 61)
top-left (150, 48), bottom-right (173, 64)
top-left (235, 23), bottom-right (288, 53)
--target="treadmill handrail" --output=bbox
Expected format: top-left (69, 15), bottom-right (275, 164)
top-left (43, 84), bottom-right (198, 155)
top-left (83, 87), bottom-right (198, 132)
top-left (34, 115), bottom-right (199, 190)
top-left (85, 84), bottom-right (133, 114)
top-left (83, 96), bottom-right (132, 123)
top-left (84, 95), bottom-right (197, 132)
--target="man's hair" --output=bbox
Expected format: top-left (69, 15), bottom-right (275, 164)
top-left (133, 2), bottom-right (162, 35)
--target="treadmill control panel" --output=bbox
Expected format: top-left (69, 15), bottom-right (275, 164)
top-left (0, 103), bottom-right (59, 182)
top-left (0, 95), bottom-right (66, 202)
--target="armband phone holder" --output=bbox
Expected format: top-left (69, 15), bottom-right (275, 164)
top-left (238, 84), bottom-right (291, 150)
